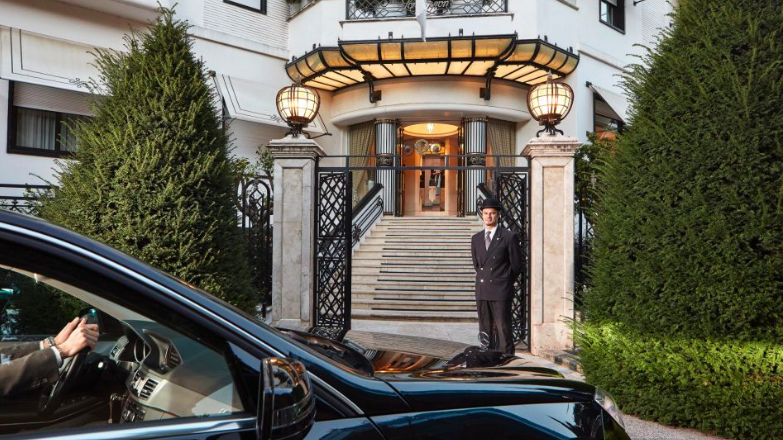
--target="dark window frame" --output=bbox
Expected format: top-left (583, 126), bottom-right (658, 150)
top-left (223, 0), bottom-right (267, 15)
top-left (591, 92), bottom-right (625, 136)
top-left (7, 81), bottom-right (87, 158)
top-left (598, 0), bottom-right (625, 34)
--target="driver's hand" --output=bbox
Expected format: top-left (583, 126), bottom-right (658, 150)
top-left (58, 317), bottom-right (99, 358)
top-left (54, 317), bottom-right (80, 346)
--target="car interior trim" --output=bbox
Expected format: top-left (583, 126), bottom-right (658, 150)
top-left (0, 222), bottom-right (364, 417)
top-left (11, 416), bottom-right (257, 440)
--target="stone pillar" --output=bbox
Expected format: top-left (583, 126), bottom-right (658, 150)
top-left (269, 136), bottom-right (326, 330)
top-left (522, 135), bottom-right (579, 355)
top-left (375, 119), bottom-right (397, 215)
top-left (464, 117), bottom-right (487, 214)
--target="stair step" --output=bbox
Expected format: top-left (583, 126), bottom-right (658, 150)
top-left (352, 309), bottom-right (478, 321)
top-left (352, 291), bottom-right (475, 300)
top-left (353, 275), bottom-right (473, 283)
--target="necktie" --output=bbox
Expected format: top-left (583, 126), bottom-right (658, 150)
top-left (485, 230), bottom-right (491, 250)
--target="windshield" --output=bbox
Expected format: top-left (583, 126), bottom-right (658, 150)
top-left (160, 272), bottom-right (375, 376)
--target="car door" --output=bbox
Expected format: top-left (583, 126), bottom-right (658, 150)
top-left (0, 224), bottom-right (260, 440)
top-left (0, 215), bottom-right (389, 440)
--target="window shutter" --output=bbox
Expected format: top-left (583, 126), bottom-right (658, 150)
top-left (13, 82), bottom-right (94, 116)
top-left (605, 0), bottom-right (618, 6)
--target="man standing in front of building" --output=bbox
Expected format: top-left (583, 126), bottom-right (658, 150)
top-left (471, 198), bottom-right (524, 355)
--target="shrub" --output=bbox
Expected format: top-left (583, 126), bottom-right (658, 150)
top-left (36, 8), bottom-right (255, 312)
top-left (578, 324), bottom-right (783, 440)
top-left (581, 0), bottom-right (783, 438)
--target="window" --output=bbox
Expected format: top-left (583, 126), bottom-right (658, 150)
top-left (593, 93), bottom-right (624, 139)
top-left (8, 82), bottom-right (92, 157)
top-left (0, 248), bottom-right (248, 435)
top-left (224, 0), bottom-right (267, 14)
top-left (599, 0), bottom-right (625, 32)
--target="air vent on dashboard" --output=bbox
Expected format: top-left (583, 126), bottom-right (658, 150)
top-left (139, 378), bottom-right (159, 400)
top-left (165, 346), bottom-right (181, 369)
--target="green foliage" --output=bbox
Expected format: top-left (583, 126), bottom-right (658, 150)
top-left (581, 0), bottom-right (783, 437)
top-left (574, 132), bottom-right (615, 226)
top-left (585, 0), bottom-right (783, 341)
top-left (1, 269), bottom-right (86, 335)
top-left (578, 323), bottom-right (783, 440)
top-left (35, 8), bottom-right (256, 312)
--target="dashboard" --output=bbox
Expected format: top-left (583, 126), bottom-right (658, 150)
top-left (109, 320), bottom-right (243, 423)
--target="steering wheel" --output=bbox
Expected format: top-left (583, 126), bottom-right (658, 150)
top-left (38, 349), bottom-right (87, 417)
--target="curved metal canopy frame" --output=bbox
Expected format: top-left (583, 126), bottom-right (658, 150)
top-left (285, 34), bottom-right (579, 102)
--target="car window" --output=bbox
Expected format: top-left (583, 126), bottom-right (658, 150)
top-left (0, 264), bottom-right (246, 437)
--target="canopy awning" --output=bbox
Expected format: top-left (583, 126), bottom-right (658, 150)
top-left (285, 34), bottom-right (579, 91)
top-left (0, 27), bottom-right (100, 93)
top-left (214, 74), bottom-right (324, 133)
top-left (588, 82), bottom-right (629, 123)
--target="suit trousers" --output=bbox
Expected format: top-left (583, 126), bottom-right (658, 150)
top-left (476, 299), bottom-right (514, 355)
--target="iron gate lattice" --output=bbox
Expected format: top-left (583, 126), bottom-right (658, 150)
top-left (237, 176), bottom-right (274, 313)
top-left (497, 173), bottom-right (529, 345)
top-left (312, 171), bottom-right (353, 340)
top-left (477, 170), bottom-right (530, 346)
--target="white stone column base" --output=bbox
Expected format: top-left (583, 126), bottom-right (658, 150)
top-left (522, 135), bottom-right (579, 356)
top-left (269, 135), bottom-right (326, 330)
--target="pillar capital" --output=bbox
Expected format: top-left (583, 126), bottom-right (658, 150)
top-left (267, 136), bottom-right (326, 160)
top-left (522, 135), bottom-right (580, 159)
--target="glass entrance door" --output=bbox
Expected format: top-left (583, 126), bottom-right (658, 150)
top-left (420, 156), bottom-right (445, 212)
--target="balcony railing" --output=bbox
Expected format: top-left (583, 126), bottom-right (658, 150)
top-left (346, 0), bottom-right (507, 20)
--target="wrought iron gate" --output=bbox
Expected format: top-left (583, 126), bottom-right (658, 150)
top-left (237, 176), bottom-right (274, 314)
top-left (313, 153), bottom-right (529, 345)
top-left (476, 167), bottom-right (529, 346)
top-left (312, 170), bottom-right (353, 340)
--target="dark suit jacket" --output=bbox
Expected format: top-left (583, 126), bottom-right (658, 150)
top-left (0, 342), bottom-right (59, 397)
top-left (471, 226), bottom-right (524, 301)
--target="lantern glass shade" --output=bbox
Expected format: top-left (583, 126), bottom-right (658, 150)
top-left (276, 84), bottom-right (320, 125)
top-left (527, 80), bottom-right (574, 125)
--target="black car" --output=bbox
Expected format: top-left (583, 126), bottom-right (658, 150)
top-left (0, 209), bottom-right (629, 440)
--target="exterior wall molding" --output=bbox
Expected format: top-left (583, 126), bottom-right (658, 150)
top-left (578, 44), bottom-right (630, 73)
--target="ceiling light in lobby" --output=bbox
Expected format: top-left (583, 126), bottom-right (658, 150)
top-left (404, 123), bottom-right (459, 138)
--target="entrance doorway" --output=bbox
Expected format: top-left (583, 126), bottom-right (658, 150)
top-left (400, 122), bottom-right (460, 216)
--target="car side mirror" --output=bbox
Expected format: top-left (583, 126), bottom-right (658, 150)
top-left (258, 357), bottom-right (315, 440)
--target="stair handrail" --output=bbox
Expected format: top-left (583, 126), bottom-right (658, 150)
top-left (352, 183), bottom-right (384, 249)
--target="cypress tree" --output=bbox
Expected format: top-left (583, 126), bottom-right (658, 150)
top-left (37, 8), bottom-right (255, 312)
top-left (580, 0), bottom-right (783, 438)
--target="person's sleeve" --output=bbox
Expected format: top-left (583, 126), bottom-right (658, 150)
top-left (0, 349), bottom-right (60, 397)
top-left (509, 229), bottom-right (524, 276)
top-left (0, 342), bottom-right (40, 360)
top-left (471, 235), bottom-right (479, 272)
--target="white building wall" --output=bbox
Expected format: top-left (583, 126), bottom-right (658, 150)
top-left (203, 0), bottom-right (289, 51)
top-left (0, 0), bottom-right (676, 186)
top-left (0, 0), bottom-right (294, 185)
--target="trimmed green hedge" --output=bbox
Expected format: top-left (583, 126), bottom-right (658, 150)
top-left (581, 0), bottom-right (783, 437)
top-left (578, 324), bottom-right (783, 440)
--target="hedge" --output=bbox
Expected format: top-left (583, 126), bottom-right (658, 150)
top-left (581, 0), bottom-right (783, 437)
top-left (578, 324), bottom-right (783, 440)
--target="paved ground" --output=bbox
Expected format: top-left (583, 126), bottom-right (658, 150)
top-left (347, 319), bottom-right (731, 440)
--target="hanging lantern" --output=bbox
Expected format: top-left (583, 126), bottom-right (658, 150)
top-left (526, 72), bottom-right (574, 137)
top-left (275, 83), bottom-right (321, 137)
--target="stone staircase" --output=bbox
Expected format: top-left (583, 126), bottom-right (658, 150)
top-left (352, 216), bottom-right (482, 321)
